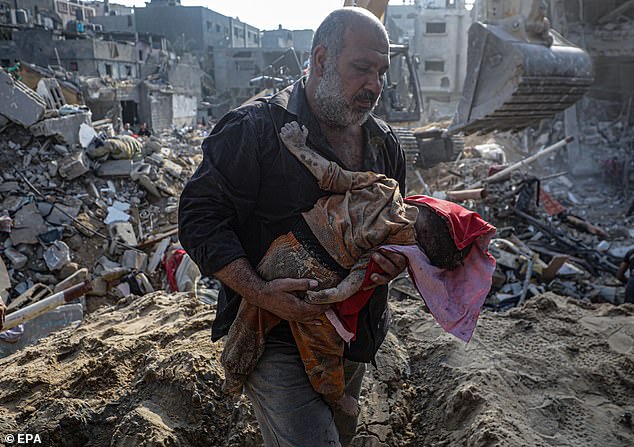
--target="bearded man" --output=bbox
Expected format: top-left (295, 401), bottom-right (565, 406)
top-left (179, 8), bottom-right (408, 447)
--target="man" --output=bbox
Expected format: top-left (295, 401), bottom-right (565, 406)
top-left (616, 248), bottom-right (634, 304)
top-left (138, 122), bottom-right (152, 137)
top-left (179, 8), bottom-right (407, 446)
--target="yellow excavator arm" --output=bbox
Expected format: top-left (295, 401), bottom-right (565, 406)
top-left (342, 0), bottom-right (388, 22)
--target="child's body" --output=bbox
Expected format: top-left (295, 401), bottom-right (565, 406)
top-left (221, 122), bottom-right (495, 416)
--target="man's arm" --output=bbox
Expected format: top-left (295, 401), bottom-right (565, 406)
top-left (179, 109), bottom-right (327, 323)
top-left (214, 258), bottom-right (329, 323)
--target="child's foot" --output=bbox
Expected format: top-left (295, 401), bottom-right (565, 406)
top-left (280, 121), bottom-right (309, 150)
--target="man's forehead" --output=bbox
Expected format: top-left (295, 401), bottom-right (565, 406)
top-left (341, 27), bottom-right (389, 55)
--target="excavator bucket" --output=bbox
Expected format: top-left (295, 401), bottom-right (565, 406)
top-left (448, 22), bottom-right (594, 135)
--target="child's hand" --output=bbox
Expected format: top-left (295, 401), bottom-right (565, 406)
top-left (363, 250), bottom-right (407, 289)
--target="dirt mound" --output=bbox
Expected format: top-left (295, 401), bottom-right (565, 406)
top-left (380, 293), bottom-right (634, 447)
top-left (1, 292), bottom-right (633, 447)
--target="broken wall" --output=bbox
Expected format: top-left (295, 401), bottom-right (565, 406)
top-left (172, 94), bottom-right (197, 127)
top-left (411, 7), bottom-right (472, 118)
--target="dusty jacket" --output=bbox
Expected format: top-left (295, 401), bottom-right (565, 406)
top-left (178, 78), bottom-right (406, 362)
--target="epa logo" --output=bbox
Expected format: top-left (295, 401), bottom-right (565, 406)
top-left (4, 433), bottom-right (42, 444)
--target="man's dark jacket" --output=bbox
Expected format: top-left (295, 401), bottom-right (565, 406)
top-left (178, 79), bottom-right (406, 362)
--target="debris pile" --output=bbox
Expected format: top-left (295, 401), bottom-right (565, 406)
top-left (409, 107), bottom-right (634, 311)
top-left (1, 67), bottom-right (212, 352)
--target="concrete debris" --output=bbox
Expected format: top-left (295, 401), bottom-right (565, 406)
top-left (0, 70), bottom-right (46, 127)
top-left (30, 111), bottom-right (92, 146)
top-left (412, 104), bottom-right (634, 309)
top-left (0, 70), bottom-right (207, 356)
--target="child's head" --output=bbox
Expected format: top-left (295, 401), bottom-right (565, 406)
top-left (412, 203), bottom-right (471, 270)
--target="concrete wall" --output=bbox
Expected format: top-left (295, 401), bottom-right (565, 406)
top-left (167, 56), bottom-right (202, 98)
top-left (292, 29), bottom-right (314, 54)
top-left (172, 93), bottom-right (197, 126)
top-left (135, 5), bottom-right (259, 53)
top-left (91, 14), bottom-right (136, 33)
top-left (135, 5), bottom-right (204, 52)
top-left (412, 8), bottom-right (470, 95)
top-left (148, 91), bottom-right (172, 131)
top-left (262, 28), bottom-right (293, 48)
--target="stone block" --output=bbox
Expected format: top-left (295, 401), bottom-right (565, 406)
top-left (58, 151), bottom-right (90, 180)
top-left (97, 159), bottom-right (132, 177)
top-left (0, 70), bottom-right (46, 127)
top-left (4, 247), bottom-right (28, 269)
top-left (30, 111), bottom-right (92, 147)
top-left (121, 249), bottom-right (148, 272)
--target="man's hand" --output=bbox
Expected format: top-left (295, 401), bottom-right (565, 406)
top-left (214, 258), bottom-right (328, 325)
top-left (363, 249), bottom-right (407, 290)
top-left (252, 278), bottom-right (330, 324)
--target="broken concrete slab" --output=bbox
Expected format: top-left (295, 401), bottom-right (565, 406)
top-left (30, 111), bottom-right (92, 147)
top-left (10, 202), bottom-right (48, 245)
top-left (4, 247), bottom-right (28, 269)
top-left (36, 201), bottom-right (81, 226)
top-left (58, 151), bottom-right (90, 180)
top-left (108, 222), bottom-right (138, 250)
top-left (121, 250), bottom-right (148, 272)
top-left (0, 70), bottom-right (46, 127)
top-left (97, 159), bottom-right (133, 177)
top-left (0, 303), bottom-right (83, 358)
top-left (79, 123), bottom-right (98, 149)
top-left (147, 237), bottom-right (171, 273)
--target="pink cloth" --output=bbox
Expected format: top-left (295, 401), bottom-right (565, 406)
top-left (381, 240), bottom-right (496, 342)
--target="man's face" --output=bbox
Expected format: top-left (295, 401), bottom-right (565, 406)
top-left (314, 28), bottom-right (389, 128)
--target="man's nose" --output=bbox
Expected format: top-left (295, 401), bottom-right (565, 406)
top-left (366, 73), bottom-right (384, 97)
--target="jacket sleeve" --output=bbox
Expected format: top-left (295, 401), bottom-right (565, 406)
top-left (178, 109), bottom-right (260, 276)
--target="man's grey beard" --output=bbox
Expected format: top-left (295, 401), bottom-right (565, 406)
top-left (313, 62), bottom-right (377, 128)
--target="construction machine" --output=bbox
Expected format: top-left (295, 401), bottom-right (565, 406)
top-left (448, 0), bottom-right (594, 135)
top-left (347, 0), bottom-right (594, 167)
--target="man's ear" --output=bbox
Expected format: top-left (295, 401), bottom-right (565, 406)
top-left (312, 45), bottom-right (327, 77)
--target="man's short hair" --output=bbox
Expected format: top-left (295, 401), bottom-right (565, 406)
top-left (309, 8), bottom-right (388, 75)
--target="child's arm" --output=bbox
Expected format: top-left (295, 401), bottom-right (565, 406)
top-left (304, 253), bottom-right (372, 304)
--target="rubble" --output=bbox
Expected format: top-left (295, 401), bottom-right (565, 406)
top-left (1, 63), bottom-right (209, 358)
top-left (410, 104), bottom-right (634, 310)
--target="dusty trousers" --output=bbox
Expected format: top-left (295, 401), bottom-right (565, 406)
top-left (243, 329), bottom-right (365, 447)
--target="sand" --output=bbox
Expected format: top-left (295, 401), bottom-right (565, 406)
top-left (0, 290), bottom-right (632, 446)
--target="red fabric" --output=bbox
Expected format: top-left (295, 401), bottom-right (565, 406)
top-left (404, 195), bottom-right (493, 250)
top-left (163, 249), bottom-right (186, 292)
top-left (333, 259), bottom-right (385, 339)
top-left (334, 195), bottom-right (495, 340)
